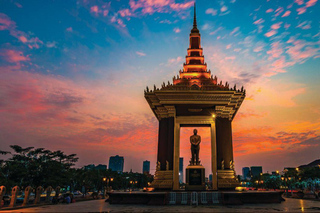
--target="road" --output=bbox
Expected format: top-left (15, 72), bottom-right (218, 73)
top-left (3, 198), bottom-right (320, 212)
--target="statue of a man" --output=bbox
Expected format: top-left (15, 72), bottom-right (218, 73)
top-left (190, 129), bottom-right (201, 165)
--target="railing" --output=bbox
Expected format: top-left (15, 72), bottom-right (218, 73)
top-left (167, 192), bottom-right (220, 205)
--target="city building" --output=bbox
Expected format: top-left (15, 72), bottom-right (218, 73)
top-left (83, 164), bottom-right (107, 170)
top-left (179, 157), bottom-right (183, 183)
top-left (109, 155), bottom-right (124, 172)
top-left (250, 166), bottom-right (263, 178)
top-left (209, 174), bottom-right (213, 182)
top-left (242, 167), bottom-right (250, 180)
top-left (299, 159), bottom-right (320, 169)
top-left (143, 160), bottom-right (150, 174)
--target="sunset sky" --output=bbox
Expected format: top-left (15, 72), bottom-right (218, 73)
top-left (0, 0), bottom-right (320, 176)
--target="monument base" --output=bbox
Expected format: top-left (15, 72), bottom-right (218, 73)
top-left (150, 170), bottom-right (173, 190)
top-left (185, 165), bottom-right (205, 191)
top-left (217, 170), bottom-right (240, 189)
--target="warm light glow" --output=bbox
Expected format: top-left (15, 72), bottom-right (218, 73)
top-left (212, 114), bottom-right (216, 118)
top-left (110, 178), bottom-right (114, 181)
top-left (103, 177), bottom-right (107, 181)
top-left (281, 177), bottom-right (284, 180)
top-left (296, 168), bottom-right (299, 171)
top-left (276, 170), bottom-right (279, 174)
top-left (130, 181), bottom-right (133, 184)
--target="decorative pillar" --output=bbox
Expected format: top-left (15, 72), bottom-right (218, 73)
top-left (173, 121), bottom-right (180, 190)
top-left (211, 120), bottom-right (218, 190)
top-left (0, 186), bottom-right (6, 209)
top-left (22, 186), bottom-right (33, 206)
top-left (9, 186), bottom-right (20, 207)
top-left (157, 118), bottom-right (168, 170)
top-left (55, 186), bottom-right (61, 198)
top-left (216, 117), bottom-right (233, 169)
top-left (45, 186), bottom-right (53, 203)
top-left (34, 186), bottom-right (44, 204)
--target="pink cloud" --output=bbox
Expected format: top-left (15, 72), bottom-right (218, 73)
top-left (173, 27), bottom-right (180, 33)
top-left (0, 13), bottom-right (16, 30)
top-left (286, 40), bottom-right (320, 61)
top-left (306, 0), bottom-right (318, 7)
top-left (264, 30), bottom-right (277, 37)
top-left (90, 5), bottom-right (99, 14)
top-left (284, 23), bottom-right (291, 29)
top-left (266, 8), bottom-right (273, 13)
top-left (274, 7), bottom-right (284, 16)
top-left (66, 27), bottom-right (73, 32)
top-left (119, 9), bottom-right (132, 17)
top-left (230, 27), bottom-right (240, 36)
top-left (136, 51), bottom-right (146, 56)
top-left (297, 7), bottom-right (307, 14)
top-left (253, 18), bottom-right (264, 25)
top-left (253, 45), bottom-right (264, 52)
top-left (170, 1), bottom-right (194, 10)
top-left (0, 13), bottom-right (43, 48)
top-left (267, 42), bottom-right (283, 59)
top-left (226, 44), bottom-right (232, 49)
top-left (295, 0), bottom-right (304, 5)
top-left (282, 10), bottom-right (291, 17)
top-left (0, 49), bottom-right (29, 63)
top-left (205, 8), bottom-right (217, 16)
top-left (19, 36), bottom-right (28, 43)
top-left (297, 21), bottom-right (312, 29)
top-left (271, 22), bottom-right (282, 30)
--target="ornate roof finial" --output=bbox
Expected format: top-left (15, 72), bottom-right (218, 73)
top-left (193, 2), bottom-right (197, 29)
top-left (191, 2), bottom-right (199, 33)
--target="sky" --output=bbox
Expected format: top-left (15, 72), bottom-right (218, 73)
top-left (0, 0), bottom-right (320, 177)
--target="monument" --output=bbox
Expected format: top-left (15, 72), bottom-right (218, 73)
top-left (185, 129), bottom-right (205, 190)
top-left (144, 4), bottom-right (245, 191)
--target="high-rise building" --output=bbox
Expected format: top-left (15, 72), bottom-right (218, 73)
top-left (143, 160), bottom-right (150, 174)
top-left (179, 157), bottom-right (183, 183)
top-left (109, 155), bottom-right (124, 172)
top-left (242, 167), bottom-right (250, 180)
top-left (209, 174), bottom-right (213, 182)
top-left (250, 166), bottom-right (262, 178)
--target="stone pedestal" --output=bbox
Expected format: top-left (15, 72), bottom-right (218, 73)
top-left (217, 170), bottom-right (239, 189)
top-left (186, 165), bottom-right (205, 191)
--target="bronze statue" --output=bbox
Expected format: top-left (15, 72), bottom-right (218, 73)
top-left (190, 129), bottom-right (201, 165)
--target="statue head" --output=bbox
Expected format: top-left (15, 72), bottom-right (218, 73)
top-left (193, 129), bottom-right (197, 135)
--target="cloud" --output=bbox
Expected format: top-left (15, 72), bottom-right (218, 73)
top-left (271, 22), bottom-right (282, 30)
top-left (274, 7), bottom-right (284, 16)
top-left (230, 27), bottom-right (240, 36)
top-left (205, 8), bottom-right (217, 16)
top-left (0, 49), bottom-right (29, 63)
top-left (296, 21), bottom-right (311, 29)
top-left (253, 18), bottom-right (264, 25)
top-left (286, 39), bottom-right (320, 61)
top-left (306, 0), bottom-right (318, 7)
top-left (168, 56), bottom-right (182, 64)
top-left (136, 51), bottom-right (146, 56)
top-left (173, 27), bottom-right (180, 33)
top-left (297, 7), bottom-right (307, 14)
top-left (266, 8), bottom-right (273, 13)
top-left (281, 10), bottom-right (291, 17)
top-left (0, 13), bottom-right (43, 49)
top-left (209, 26), bottom-right (223, 35)
top-left (264, 30), bottom-right (277, 37)
top-left (220, 6), bottom-right (228, 12)
top-left (226, 44), bottom-right (232, 49)
top-left (295, 0), bottom-right (304, 5)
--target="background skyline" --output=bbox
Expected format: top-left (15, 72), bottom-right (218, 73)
top-left (0, 0), bottom-right (320, 175)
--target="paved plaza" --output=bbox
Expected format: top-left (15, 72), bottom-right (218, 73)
top-left (3, 198), bottom-right (320, 212)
